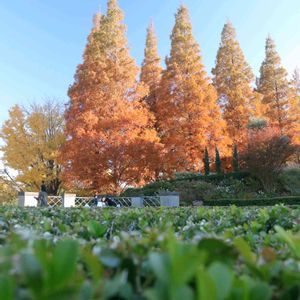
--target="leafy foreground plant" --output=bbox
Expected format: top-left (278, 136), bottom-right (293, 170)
top-left (0, 206), bottom-right (299, 299)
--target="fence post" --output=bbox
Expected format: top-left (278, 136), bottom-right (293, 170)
top-left (18, 192), bottom-right (38, 207)
top-left (159, 192), bottom-right (180, 207)
top-left (131, 197), bottom-right (144, 208)
top-left (62, 194), bottom-right (76, 208)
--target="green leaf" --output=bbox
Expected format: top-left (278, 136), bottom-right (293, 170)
top-left (0, 275), bottom-right (14, 300)
top-left (87, 221), bottom-right (107, 238)
top-left (99, 249), bottom-right (121, 268)
top-left (234, 237), bottom-right (256, 264)
top-left (81, 247), bottom-right (103, 282)
top-left (20, 253), bottom-right (43, 292)
top-left (198, 238), bottom-right (237, 265)
top-left (171, 285), bottom-right (194, 300)
top-left (250, 282), bottom-right (272, 300)
top-left (208, 262), bottom-right (234, 300)
top-left (197, 268), bottom-right (217, 300)
top-left (275, 226), bottom-right (300, 259)
top-left (50, 240), bottom-right (79, 287)
top-left (148, 253), bottom-right (171, 284)
top-left (102, 272), bottom-right (133, 299)
top-left (170, 243), bottom-right (200, 285)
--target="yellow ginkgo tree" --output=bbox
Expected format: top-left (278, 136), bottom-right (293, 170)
top-left (0, 101), bottom-right (65, 195)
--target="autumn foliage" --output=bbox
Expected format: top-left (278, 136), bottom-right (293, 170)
top-left (140, 22), bottom-right (162, 114)
top-left (242, 127), bottom-right (296, 192)
top-left (2, 0), bottom-right (299, 195)
top-left (0, 101), bottom-right (65, 194)
top-left (156, 6), bottom-right (230, 174)
top-left (61, 0), bottom-right (162, 194)
top-left (212, 22), bottom-right (256, 145)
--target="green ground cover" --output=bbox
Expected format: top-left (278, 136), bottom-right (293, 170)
top-left (0, 206), bottom-right (299, 299)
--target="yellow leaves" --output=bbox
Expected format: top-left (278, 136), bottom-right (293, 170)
top-left (0, 102), bottom-right (65, 194)
top-left (0, 176), bottom-right (18, 205)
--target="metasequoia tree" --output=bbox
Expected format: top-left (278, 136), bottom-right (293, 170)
top-left (62, 0), bottom-right (162, 194)
top-left (289, 68), bottom-right (300, 145)
top-left (156, 5), bottom-right (230, 173)
top-left (257, 37), bottom-right (292, 133)
top-left (212, 22), bottom-right (258, 145)
top-left (290, 68), bottom-right (300, 95)
top-left (0, 101), bottom-right (65, 194)
top-left (140, 21), bottom-right (162, 113)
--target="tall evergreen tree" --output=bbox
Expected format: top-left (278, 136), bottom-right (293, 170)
top-left (257, 36), bottom-right (291, 133)
top-left (203, 147), bottom-right (210, 176)
top-left (62, 0), bottom-right (162, 194)
top-left (140, 21), bottom-right (162, 113)
top-left (212, 21), bottom-right (257, 145)
top-left (232, 144), bottom-right (239, 172)
top-left (215, 147), bottom-right (222, 174)
top-left (156, 5), bottom-right (230, 173)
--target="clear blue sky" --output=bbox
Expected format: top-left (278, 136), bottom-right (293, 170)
top-left (0, 0), bottom-right (300, 126)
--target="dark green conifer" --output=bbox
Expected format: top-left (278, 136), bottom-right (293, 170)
top-left (215, 147), bottom-right (222, 174)
top-left (203, 147), bottom-right (210, 176)
top-left (232, 144), bottom-right (239, 172)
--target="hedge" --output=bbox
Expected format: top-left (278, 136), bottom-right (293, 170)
top-left (170, 171), bottom-right (250, 183)
top-left (203, 196), bottom-right (300, 206)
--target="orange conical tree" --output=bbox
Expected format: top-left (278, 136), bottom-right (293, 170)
top-left (140, 21), bottom-right (162, 114)
top-left (289, 68), bottom-right (300, 145)
top-left (156, 5), bottom-right (230, 174)
top-left (61, 0), bottom-right (162, 194)
top-left (212, 22), bottom-right (260, 145)
top-left (257, 36), bottom-right (292, 133)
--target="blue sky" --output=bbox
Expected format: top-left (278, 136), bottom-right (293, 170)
top-left (0, 0), bottom-right (300, 127)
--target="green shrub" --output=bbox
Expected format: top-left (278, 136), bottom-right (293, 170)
top-left (173, 181), bottom-right (215, 205)
top-left (121, 180), bottom-right (175, 196)
top-left (0, 206), bottom-right (300, 299)
top-left (171, 172), bottom-right (250, 183)
top-left (203, 196), bottom-right (300, 206)
top-left (279, 168), bottom-right (300, 195)
top-left (173, 172), bottom-right (201, 180)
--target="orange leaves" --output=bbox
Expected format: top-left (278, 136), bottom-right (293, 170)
top-left (212, 22), bottom-right (255, 146)
top-left (61, 0), bottom-right (162, 194)
top-left (156, 6), bottom-right (230, 173)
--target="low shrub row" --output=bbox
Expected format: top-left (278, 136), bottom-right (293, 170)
top-left (203, 196), bottom-right (300, 206)
top-left (171, 171), bottom-right (250, 182)
top-left (122, 169), bottom-right (300, 205)
top-left (0, 206), bottom-right (300, 299)
top-left (96, 173), bottom-right (251, 199)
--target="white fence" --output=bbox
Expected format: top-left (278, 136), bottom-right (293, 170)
top-left (18, 192), bottom-right (180, 208)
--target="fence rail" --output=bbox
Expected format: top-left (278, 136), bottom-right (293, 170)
top-left (143, 196), bottom-right (160, 207)
top-left (46, 196), bottom-right (63, 207)
top-left (75, 197), bottom-right (93, 207)
top-left (18, 193), bottom-right (180, 208)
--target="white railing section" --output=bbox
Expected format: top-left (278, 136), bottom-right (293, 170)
top-left (47, 196), bottom-right (63, 207)
top-left (75, 197), bottom-right (93, 207)
top-left (18, 192), bottom-right (180, 208)
top-left (143, 196), bottom-right (160, 207)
